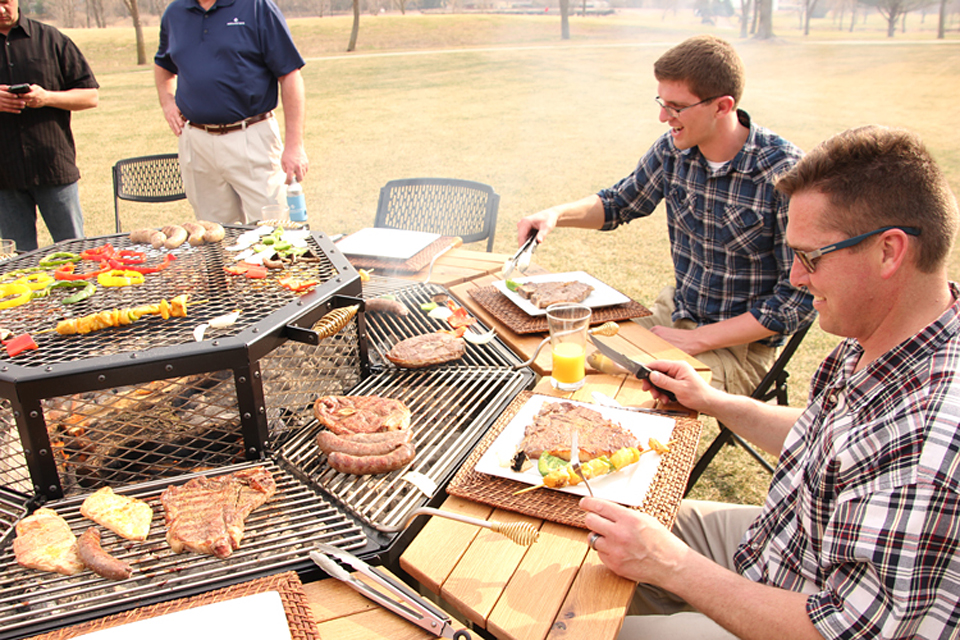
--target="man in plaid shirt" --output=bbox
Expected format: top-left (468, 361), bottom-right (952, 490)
top-left (518, 35), bottom-right (815, 396)
top-left (581, 126), bottom-right (960, 639)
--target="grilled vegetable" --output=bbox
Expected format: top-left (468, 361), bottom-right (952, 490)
top-left (55, 295), bottom-right (189, 335)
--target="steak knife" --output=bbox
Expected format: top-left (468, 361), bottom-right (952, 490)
top-left (588, 335), bottom-right (678, 403)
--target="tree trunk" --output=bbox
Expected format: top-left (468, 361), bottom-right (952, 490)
top-left (348, 0), bottom-right (360, 51)
top-left (937, 0), bottom-right (946, 38)
top-left (886, 13), bottom-right (896, 36)
top-left (122, 0), bottom-right (147, 65)
top-left (755, 0), bottom-right (774, 38)
top-left (559, 0), bottom-right (569, 39)
top-left (739, 0), bottom-right (750, 37)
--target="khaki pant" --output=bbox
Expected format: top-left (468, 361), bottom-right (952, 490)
top-left (634, 286), bottom-right (777, 397)
top-left (618, 500), bottom-right (762, 639)
top-left (178, 116), bottom-right (286, 225)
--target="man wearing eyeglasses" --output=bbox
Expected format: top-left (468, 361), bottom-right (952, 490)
top-left (582, 126), bottom-right (960, 639)
top-left (517, 34), bottom-right (814, 396)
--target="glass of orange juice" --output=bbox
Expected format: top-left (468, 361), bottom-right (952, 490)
top-left (546, 302), bottom-right (592, 391)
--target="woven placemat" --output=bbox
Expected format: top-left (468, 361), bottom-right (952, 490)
top-left (31, 571), bottom-right (318, 640)
top-left (468, 285), bottom-right (652, 335)
top-left (446, 391), bottom-right (702, 530)
top-left (346, 236), bottom-right (459, 274)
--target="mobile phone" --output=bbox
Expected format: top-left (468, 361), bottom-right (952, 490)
top-left (8, 83), bottom-right (30, 94)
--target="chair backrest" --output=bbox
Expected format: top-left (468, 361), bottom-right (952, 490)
top-left (374, 178), bottom-right (500, 252)
top-left (112, 153), bottom-right (186, 233)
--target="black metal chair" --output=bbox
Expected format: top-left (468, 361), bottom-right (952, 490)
top-left (112, 153), bottom-right (186, 233)
top-left (374, 178), bottom-right (500, 252)
top-left (684, 322), bottom-right (813, 496)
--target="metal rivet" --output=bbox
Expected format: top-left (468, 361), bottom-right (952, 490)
top-left (238, 376), bottom-right (247, 384)
top-left (165, 364), bottom-right (174, 372)
top-left (130, 353), bottom-right (137, 359)
top-left (248, 448), bottom-right (257, 455)
top-left (98, 374), bottom-right (106, 382)
top-left (49, 485), bottom-right (57, 493)
top-left (13, 411), bottom-right (19, 417)
top-left (39, 449), bottom-right (47, 456)
top-left (45, 366), bottom-right (53, 371)
top-left (29, 411), bottom-right (38, 418)
top-left (243, 413), bottom-right (251, 419)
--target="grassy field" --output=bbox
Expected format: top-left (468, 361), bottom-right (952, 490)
top-left (49, 10), bottom-right (960, 505)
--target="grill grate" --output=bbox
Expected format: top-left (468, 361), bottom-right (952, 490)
top-left (0, 461), bottom-right (366, 640)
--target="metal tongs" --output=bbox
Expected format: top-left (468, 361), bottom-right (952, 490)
top-left (500, 229), bottom-right (538, 281)
top-left (311, 543), bottom-right (471, 639)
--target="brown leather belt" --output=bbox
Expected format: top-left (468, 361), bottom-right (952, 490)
top-left (188, 111), bottom-right (272, 135)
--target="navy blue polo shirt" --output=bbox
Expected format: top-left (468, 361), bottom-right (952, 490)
top-left (155, 0), bottom-right (304, 125)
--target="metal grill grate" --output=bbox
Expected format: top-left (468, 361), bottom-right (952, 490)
top-left (0, 461), bottom-right (366, 640)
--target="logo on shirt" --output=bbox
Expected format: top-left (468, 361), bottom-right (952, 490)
top-left (227, 17), bottom-right (245, 25)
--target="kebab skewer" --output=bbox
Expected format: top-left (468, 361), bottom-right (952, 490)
top-left (53, 294), bottom-right (190, 335)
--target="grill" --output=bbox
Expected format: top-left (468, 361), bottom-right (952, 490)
top-left (0, 235), bottom-right (535, 639)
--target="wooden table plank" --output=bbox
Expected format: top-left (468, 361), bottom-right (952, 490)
top-left (547, 553), bottom-right (635, 639)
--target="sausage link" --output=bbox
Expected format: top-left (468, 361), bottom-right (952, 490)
top-left (365, 298), bottom-right (409, 315)
top-left (316, 429), bottom-right (411, 456)
top-left (327, 443), bottom-right (416, 475)
top-left (78, 527), bottom-right (133, 580)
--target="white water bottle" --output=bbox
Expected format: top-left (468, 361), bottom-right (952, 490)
top-left (286, 177), bottom-right (308, 225)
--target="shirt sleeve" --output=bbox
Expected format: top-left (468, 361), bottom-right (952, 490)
top-left (596, 135), bottom-right (670, 231)
top-left (258, 0), bottom-right (305, 79)
top-left (806, 486), bottom-right (960, 639)
top-left (57, 35), bottom-right (99, 91)
top-left (154, 14), bottom-right (177, 74)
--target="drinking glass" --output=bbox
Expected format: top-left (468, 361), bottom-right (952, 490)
top-left (546, 302), bottom-right (592, 391)
top-left (0, 239), bottom-right (16, 262)
top-left (261, 204), bottom-right (289, 221)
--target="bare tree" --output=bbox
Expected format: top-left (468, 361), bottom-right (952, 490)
top-left (755, 0), bottom-right (774, 37)
top-left (120, 0), bottom-right (147, 64)
top-left (937, 0), bottom-right (946, 36)
top-left (801, 0), bottom-right (820, 33)
top-left (347, 0), bottom-right (359, 51)
top-left (86, 0), bottom-right (107, 27)
top-left (739, 0), bottom-right (753, 36)
top-left (861, 0), bottom-right (923, 35)
top-left (559, 0), bottom-right (570, 39)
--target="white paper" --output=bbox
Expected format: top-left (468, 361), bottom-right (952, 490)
top-left (493, 271), bottom-right (631, 317)
top-left (76, 591), bottom-right (292, 640)
top-left (335, 228), bottom-right (441, 260)
top-left (474, 394), bottom-right (676, 507)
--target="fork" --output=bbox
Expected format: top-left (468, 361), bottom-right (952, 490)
top-left (570, 431), bottom-right (594, 497)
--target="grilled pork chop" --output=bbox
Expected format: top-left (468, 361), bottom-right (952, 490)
top-left (13, 508), bottom-right (84, 576)
top-left (516, 281), bottom-right (594, 309)
top-left (314, 395), bottom-right (411, 435)
top-left (520, 401), bottom-right (639, 461)
top-left (385, 332), bottom-right (465, 368)
top-left (81, 486), bottom-right (153, 541)
top-left (160, 466), bottom-right (276, 559)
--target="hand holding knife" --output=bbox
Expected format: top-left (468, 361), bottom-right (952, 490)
top-left (588, 335), bottom-right (678, 403)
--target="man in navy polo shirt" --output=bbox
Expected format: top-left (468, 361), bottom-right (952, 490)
top-left (154, 0), bottom-right (308, 225)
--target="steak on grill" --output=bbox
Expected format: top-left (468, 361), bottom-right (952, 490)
top-left (314, 395), bottom-right (411, 435)
top-left (520, 401), bottom-right (639, 461)
top-left (385, 332), bottom-right (465, 368)
top-left (160, 466), bottom-right (276, 559)
top-left (13, 508), bottom-right (84, 576)
top-left (516, 281), bottom-right (594, 309)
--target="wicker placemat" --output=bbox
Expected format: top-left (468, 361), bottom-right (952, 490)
top-left (345, 235), bottom-right (459, 273)
top-left (468, 285), bottom-right (652, 335)
top-left (31, 571), bottom-right (318, 640)
top-left (446, 392), bottom-right (702, 530)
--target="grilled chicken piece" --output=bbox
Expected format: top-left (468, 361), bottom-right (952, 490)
top-left (160, 467), bottom-right (276, 559)
top-left (13, 508), bottom-right (84, 576)
top-left (81, 486), bottom-right (154, 541)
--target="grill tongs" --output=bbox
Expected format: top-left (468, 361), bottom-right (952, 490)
top-left (310, 544), bottom-right (471, 639)
top-left (500, 229), bottom-right (538, 280)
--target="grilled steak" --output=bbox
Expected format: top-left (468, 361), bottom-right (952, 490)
top-left (385, 332), bottom-right (465, 368)
top-left (516, 281), bottom-right (594, 309)
top-left (314, 395), bottom-right (411, 435)
top-left (160, 466), bottom-right (276, 559)
top-left (80, 486), bottom-right (153, 541)
top-left (520, 401), bottom-right (639, 461)
top-left (13, 508), bottom-right (84, 576)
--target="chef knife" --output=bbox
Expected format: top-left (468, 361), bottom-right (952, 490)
top-left (500, 229), bottom-right (538, 281)
top-left (588, 335), bottom-right (678, 403)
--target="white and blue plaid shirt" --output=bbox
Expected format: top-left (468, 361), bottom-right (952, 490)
top-left (597, 111), bottom-right (814, 346)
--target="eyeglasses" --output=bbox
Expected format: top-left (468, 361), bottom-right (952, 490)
top-left (654, 95), bottom-right (723, 118)
top-left (793, 225), bottom-right (921, 273)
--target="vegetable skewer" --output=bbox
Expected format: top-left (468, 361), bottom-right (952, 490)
top-left (46, 294), bottom-right (190, 335)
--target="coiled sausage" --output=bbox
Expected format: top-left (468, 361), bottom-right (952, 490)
top-left (327, 442), bottom-right (416, 475)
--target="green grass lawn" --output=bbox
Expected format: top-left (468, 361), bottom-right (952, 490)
top-left (53, 10), bottom-right (960, 504)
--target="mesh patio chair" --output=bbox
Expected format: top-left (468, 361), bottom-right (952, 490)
top-left (684, 322), bottom-right (813, 496)
top-left (374, 178), bottom-right (500, 252)
top-left (112, 153), bottom-right (186, 233)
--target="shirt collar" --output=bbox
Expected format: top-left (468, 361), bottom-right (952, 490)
top-left (189, 0), bottom-right (237, 12)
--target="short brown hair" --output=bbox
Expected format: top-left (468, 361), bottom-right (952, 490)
top-left (776, 125), bottom-right (959, 273)
top-left (653, 35), bottom-right (745, 105)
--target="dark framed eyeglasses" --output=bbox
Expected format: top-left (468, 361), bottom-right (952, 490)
top-left (654, 95), bottom-right (723, 118)
top-left (793, 225), bottom-right (921, 273)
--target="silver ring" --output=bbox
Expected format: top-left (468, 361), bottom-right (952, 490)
top-left (588, 532), bottom-right (600, 550)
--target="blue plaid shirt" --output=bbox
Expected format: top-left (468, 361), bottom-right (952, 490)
top-left (597, 111), bottom-right (814, 346)
top-left (735, 283), bottom-right (960, 639)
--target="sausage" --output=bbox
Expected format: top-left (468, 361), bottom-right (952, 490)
top-left (162, 225), bottom-right (188, 249)
top-left (128, 228), bottom-right (157, 244)
top-left (365, 297), bottom-right (409, 316)
top-left (198, 220), bottom-right (226, 243)
top-left (150, 230), bottom-right (167, 249)
top-left (327, 442), bottom-right (416, 475)
top-left (77, 527), bottom-right (132, 580)
top-left (181, 222), bottom-right (207, 246)
top-left (316, 429), bottom-right (412, 456)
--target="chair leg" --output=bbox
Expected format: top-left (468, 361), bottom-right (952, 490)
top-left (684, 427), bottom-right (735, 497)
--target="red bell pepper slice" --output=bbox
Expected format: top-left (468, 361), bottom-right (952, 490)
top-left (279, 277), bottom-right (319, 292)
top-left (54, 260), bottom-right (111, 281)
top-left (3, 333), bottom-right (38, 357)
top-left (113, 249), bottom-right (146, 266)
top-left (447, 306), bottom-right (477, 329)
top-left (80, 243), bottom-right (115, 261)
top-left (245, 265), bottom-right (268, 279)
top-left (224, 264), bottom-right (250, 276)
top-left (118, 253), bottom-right (176, 274)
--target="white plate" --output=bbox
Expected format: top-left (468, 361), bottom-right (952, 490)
top-left (493, 271), bottom-right (631, 316)
top-left (473, 394), bottom-right (675, 507)
top-left (335, 228), bottom-right (441, 260)
top-left (76, 591), bottom-right (291, 640)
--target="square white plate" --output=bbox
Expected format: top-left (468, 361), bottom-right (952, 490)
top-left (493, 271), bottom-right (631, 316)
top-left (335, 228), bottom-right (441, 260)
top-left (473, 394), bottom-right (676, 507)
